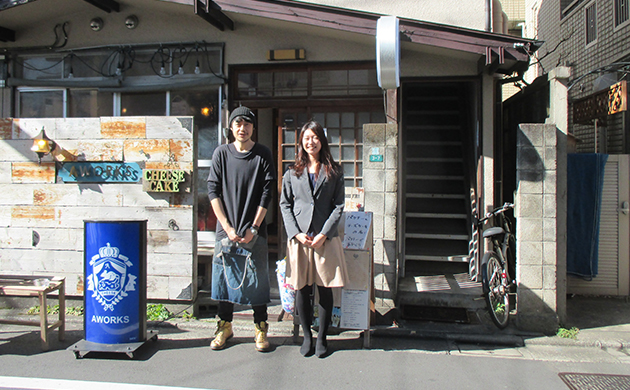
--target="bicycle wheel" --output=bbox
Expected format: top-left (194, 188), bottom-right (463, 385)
top-left (481, 251), bottom-right (510, 329)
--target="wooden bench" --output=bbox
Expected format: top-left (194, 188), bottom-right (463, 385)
top-left (0, 275), bottom-right (66, 351)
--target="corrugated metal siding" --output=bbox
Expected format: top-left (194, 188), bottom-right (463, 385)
top-left (568, 156), bottom-right (620, 295)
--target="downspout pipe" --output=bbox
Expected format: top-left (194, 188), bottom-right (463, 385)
top-left (486, 0), bottom-right (492, 32)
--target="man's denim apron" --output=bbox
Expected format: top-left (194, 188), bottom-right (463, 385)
top-left (211, 236), bottom-right (270, 305)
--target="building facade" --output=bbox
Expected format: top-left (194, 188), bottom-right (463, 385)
top-left (525, 0), bottom-right (630, 153)
top-left (0, 0), bottom-right (542, 326)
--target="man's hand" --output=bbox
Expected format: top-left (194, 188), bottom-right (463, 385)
top-left (242, 229), bottom-right (255, 244)
top-left (226, 227), bottom-right (242, 242)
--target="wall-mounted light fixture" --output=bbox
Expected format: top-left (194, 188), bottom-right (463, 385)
top-left (125, 15), bottom-right (138, 29)
top-left (31, 127), bottom-right (57, 164)
top-left (90, 17), bottom-right (104, 31)
top-left (267, 49), bottom-right (305, 61)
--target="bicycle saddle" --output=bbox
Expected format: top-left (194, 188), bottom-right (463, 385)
top-left (482, 227), bottom-right (506, 238)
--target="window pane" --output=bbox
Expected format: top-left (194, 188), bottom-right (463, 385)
top-left (171, 89), bottom-right (220, 160)
top-left (342, 162), bottom-right (355, 177)
top-left (175, 50), bottom-right (221, 76)
top-left (297, 112), bottom-right (309, 128)
top-left (358, 112), bottom-right (371, 127)
top-left (283, 145), bottom-right (296, 160)
top-left (19, 57), bottom-right (62, 80)
top-left (312, 112), bottom-right (325, 124)
top-left (357, 162), bottom-right (362, 177)
top-left (19, 90), bottom-right (63, 118)
top-left (330, 146), bottom-right (340, 160)
top-left (274, 71), bottom-right (307, 96)
top-left (124, 52), bottom-right (167, 77)
top-left (197, 167), bottom-right (217, 232)
top-left (312, 70), bottom-right (348, 96)
top-left (327, 128), bottom-right (340, 144)
top-left (341, 112), bottom-right (354, 128)
top-left (283, 128), bottom-right (296, 144)
top-left (258, 72), bottom-right (274, 97)
top-left (238, 72), bottom-right (273, 98)
top-left (341, 129), bottom-right (355, 144)
top-left (121, 92), bottom-right (166, 116)
top-left (66, 54), bottom-right (110, 78)
top-left (69, 90), bottom-right (113, 117)
top-left (342, 146), bottom-right (355, 160)
top-left (327, 112), bottom-right (340, 128)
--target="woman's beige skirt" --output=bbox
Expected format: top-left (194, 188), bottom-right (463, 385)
top-left (285, 236), bottom-right (348, 290)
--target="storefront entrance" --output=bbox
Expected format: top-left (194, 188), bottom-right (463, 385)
top-left (397, 79), bottom-right (482, 320)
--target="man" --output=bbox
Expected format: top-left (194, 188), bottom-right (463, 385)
top-left (207, 106), bottom-right (275, 352)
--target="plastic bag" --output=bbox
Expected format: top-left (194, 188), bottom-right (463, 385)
top-left (276, 258), bottom-right (296, 314)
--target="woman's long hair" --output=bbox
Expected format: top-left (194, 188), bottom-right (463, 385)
top-left (292, 121), bottom-right (340, 179)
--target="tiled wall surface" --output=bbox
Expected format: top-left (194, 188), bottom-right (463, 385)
top-left (363, 123), bottom-right (398, 314)
top-left (527, 0), bottom-right (629, 153)
top-left (515, 123), bottom-right (567, 332)
top-left (0, 117), bottom-right (195, 300)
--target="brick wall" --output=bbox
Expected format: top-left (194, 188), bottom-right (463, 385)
top-left (0, 117), bottom-right (195, 300)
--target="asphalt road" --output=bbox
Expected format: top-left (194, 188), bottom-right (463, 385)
top-left (1, 321), bottom-right (629, 390)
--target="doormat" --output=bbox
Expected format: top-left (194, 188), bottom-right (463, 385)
top-left (559, 373), bottom-right (630, 390)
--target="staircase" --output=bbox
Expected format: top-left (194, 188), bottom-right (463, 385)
top-left (397, 82), bottom-right (482, 319)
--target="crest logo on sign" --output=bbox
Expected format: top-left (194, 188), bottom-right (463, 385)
top-left (87, 243), bottom-right (137, 311)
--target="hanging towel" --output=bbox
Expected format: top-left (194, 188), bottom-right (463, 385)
top-left (567, 153), bottom-right (608, 279)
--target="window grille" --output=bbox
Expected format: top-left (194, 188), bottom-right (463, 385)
top-left (615, 0), bottom-right (629, 27)
top-left (585, 3), bottom-right (597, 45)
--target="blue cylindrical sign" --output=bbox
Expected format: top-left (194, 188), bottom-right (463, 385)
top-left (84, 220), bottom-right (147, 344)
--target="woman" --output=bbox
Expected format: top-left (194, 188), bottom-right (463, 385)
top-left (280, 121), bottom-right (348, 358)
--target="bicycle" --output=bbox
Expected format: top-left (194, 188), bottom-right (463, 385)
top-left (478, 202), bottom-right (516, 329)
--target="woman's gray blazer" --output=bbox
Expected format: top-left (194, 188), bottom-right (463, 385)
top-left (280, 167), bottom-right (345, 241)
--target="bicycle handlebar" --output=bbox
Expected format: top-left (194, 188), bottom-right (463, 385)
top-left (478, 202), bottom-right (514, 224)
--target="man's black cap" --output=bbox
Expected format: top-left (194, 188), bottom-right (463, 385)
top-left (228, 106), bottom-right (256, 129)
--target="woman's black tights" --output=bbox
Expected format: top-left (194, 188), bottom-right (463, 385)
top-left (296, 284), bottom-right (333, 357)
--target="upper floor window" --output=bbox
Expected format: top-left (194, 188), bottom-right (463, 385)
top-left (585, 2), bottom-right (597, 46)
top-left (615, 0), bottom-right (629, 27)
top-left (234, 63), bottom-right (381, 101)
top-left (561, 0), bottom-right (585, 18)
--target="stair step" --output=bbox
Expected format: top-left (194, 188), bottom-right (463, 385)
top-left (407, 157), bottom-right (463, 163)
top-left (407, 110), bottom-right (461, 116)
top-left (407, 174), bottom-right (464, 180)
top-left (406, 125), bottom-right (460, 131)
top-left (407, 141), bottom-right (462, 147)
top-left (405, 212), bottom-right (467, 219)
top-left (406, 193), bottom-right (466, 199)
top-left (404, 255), bottom-right (470, 262)
top-left (405, 233), bottom-right (469, 240)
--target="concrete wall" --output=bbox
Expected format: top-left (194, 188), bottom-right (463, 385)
top-left (363, 123), bottom-right (398, 314)
top-left (515, 123), bottom-right (567, 333)
top-left (0, 117), bottom-right (195, 300)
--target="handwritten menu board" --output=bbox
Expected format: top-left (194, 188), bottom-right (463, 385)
top-left (340, 289), bottom-right (370, 329)
top-left (343, 212), bottom-right (372, 250)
